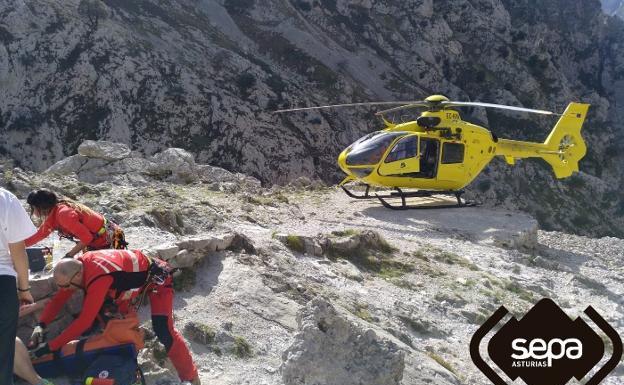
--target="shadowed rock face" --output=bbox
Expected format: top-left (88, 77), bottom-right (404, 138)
top-left (1, 1), bottom-right (624, 236)
top-left (281, 297), bottom-right (405, 385)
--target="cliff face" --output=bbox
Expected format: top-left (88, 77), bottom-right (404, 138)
top-left (602, 0), bottom-right (624, 18)
top-left (1, 0), bottom-right (623, 236)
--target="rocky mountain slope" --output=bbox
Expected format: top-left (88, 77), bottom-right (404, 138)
top-left (1, 0), bottom-right (624, 237)
top-left (603, 0), bottom-right (624, 18)
top-left (8, 143), bottom-right (624, 385)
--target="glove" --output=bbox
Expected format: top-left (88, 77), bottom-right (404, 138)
top-left (29, 324), bottom-right (47, 348)
top-left (31, 342), bottom-right (51, 358)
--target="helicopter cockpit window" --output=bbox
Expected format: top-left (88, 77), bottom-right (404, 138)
top-left (441, 142), bottom-right (465, 164)
top-left (346, 132), bottom-right (406, 166)
top-left (385, 136), bottom-right (417, 163)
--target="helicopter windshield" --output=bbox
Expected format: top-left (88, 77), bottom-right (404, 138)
top-left (346, 132), bottom-right (406, 166)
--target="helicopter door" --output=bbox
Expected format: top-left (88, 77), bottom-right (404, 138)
top-left (418, 138), bottom-right (439, 179)
top-left (437, 141), bottom-right (466, 182)
top-left (378, 135), bottom-right (420, 176)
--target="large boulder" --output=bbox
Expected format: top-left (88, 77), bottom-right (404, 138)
top-left (281, 298), bottom-right (405, 385)
top-left (77, 140), bottom-right (131, 161)
top-left (150, 148), bottom-right (198, 184)
top-left (45, 154), bottom-right (155, 185)
top-left (44, 141), bottom-right (261, 189)
top-left (197, 164), bottom-right (262, 190)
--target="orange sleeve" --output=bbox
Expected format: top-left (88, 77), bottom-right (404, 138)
top-left (56, 207), bottom-right (94, 245)
top-left (48, 276), bottom-right (113, 351)
top-left (24, 215), bottom-right (55, 247)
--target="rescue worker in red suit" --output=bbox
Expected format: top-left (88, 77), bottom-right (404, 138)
top-left (29, 250), bottom-right (200, 385)
top-left (24, 189), bottom-right (127, 258)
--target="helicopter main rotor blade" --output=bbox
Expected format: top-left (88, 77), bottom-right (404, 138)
top-left (374, 103), bottom-right (429, 116)
top-left (442, 101), bottom-right (557, 115)
top-left (273, 101), bottom-right (419, 113)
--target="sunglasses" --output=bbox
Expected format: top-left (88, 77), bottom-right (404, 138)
top-left (57, 270), bottom-right (81, 289)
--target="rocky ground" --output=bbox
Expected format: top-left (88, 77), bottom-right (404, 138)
top-left (6, 143), bottom-right (624, 385)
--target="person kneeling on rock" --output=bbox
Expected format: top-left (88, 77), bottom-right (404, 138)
top-left (29, 249), bottom-right (200, 385)
top-left (24, 189), bottom-right (127, 258)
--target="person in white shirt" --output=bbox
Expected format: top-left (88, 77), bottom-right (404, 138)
top-left (0, 187), bottom-right (54, 385)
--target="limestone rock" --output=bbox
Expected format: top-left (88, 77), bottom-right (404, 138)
top-left (77, 140), bottom-right (131, 161)
top-left (281, 298), bottom-right (405, 385)
top-left (274, 233), bottom-right (324, 256)
top-left (152, 244), bottom-right (180, 260)
top-left (150, 148), bottom-right (198, 184)
top-left (170, 249), bottom-right (196, 269)
top-left (44, 153), bottom-right (155, 185)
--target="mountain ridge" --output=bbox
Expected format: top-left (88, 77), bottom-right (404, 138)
top-left (1, 0), bottom-right (623, 237)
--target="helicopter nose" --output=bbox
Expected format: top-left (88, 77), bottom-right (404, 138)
top-left (337, 149), bottom-right (350, 175)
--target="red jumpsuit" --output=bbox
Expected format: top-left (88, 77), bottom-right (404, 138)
top-left (39, 250), bottom-right (198, 382)
top-left (25, 204), bottom-right (109, 249)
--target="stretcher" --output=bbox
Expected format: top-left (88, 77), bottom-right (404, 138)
top-left (32, 315), bottom-right (144, 378)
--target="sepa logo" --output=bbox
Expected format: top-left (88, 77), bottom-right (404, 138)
top-left (511, 337), bottom-right (582, 367)
top-left (470, 298), bottom-right (622, 385)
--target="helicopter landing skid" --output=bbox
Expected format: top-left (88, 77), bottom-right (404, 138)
top-left (375, 189), bottom-right (478, 210)
top-left (340, 184), bottom-right (399, 200)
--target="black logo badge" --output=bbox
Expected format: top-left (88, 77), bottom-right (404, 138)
top-left (471, 298), bottom-right (622, 385)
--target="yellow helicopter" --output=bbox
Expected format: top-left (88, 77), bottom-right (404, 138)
top-left (276, 95), bottom-right (589, 209)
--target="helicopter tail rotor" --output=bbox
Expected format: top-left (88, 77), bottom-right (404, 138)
top-left (541, 103), bottom-right (589, 178)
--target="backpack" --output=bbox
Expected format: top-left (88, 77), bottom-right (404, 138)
top-left (82, 354), bottom-right (145, 385)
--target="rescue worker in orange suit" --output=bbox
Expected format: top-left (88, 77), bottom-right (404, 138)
top-left (29, 250), bottom-right (200, 385)
top-left (24, 189), bottom-right (127, 259)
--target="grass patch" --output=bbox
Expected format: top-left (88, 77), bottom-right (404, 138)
top-left (285, 235), bottom-right (305, 253)
top-left (331, 229), bottom-right (360, 237)
top-left (399, 316), bottom-right (434, 335)
top-left (412, 249), bottom-right (429, 261)
top-left (333, 252), bottom-right (414, 278)
top-left (428, 352), bottom-right (459, 378)
top-left (327, 231), bottom-right (406, 277)
top-left (391, 279), bottom-right (419, 290)
top-left (184, 322), bottom-right (216, 345)
top-left (3, 168), bottom-right (13, 183)
top-left (232, 336), bottom-right (252, 358)
top-left (242, 192), bottom-right (289, 207)
top-left (420, 264), bottom-right (447, 278)
top-left (480, 275), bottom-right (535, 304)
top-left (503, 280), bottom-right (534, 302)
top-left (378, 260), bottom-right (414, 279)
top-left (433, 251), bottom-right (480, 271)
top-left (412, 245), bottom-right (479, 271)
top-left (173, 268), bottom-right (196, 291)
top-left (376, 237), bottom-right (397, 255)
top-left (274, 193), bottom-right (289, 203)
top-left (353, 303), bottom-right (373, 322)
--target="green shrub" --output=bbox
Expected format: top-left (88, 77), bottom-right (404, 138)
top-left (286, 235), bottom-right (305, 253)
top-left (173, 268), bottom-right (196, 291)
top-left (232, 336), bottom-right (252, 358)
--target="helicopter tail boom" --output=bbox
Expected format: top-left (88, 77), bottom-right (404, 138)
top-left (494, 103), bottom-right (589, 179)
top-left (541, 102), bottom-right (589, 178)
